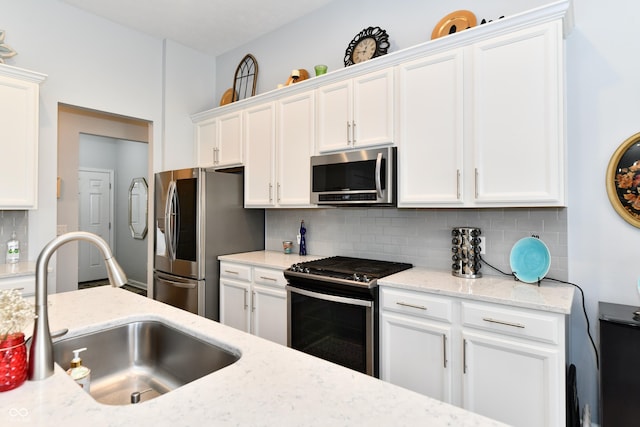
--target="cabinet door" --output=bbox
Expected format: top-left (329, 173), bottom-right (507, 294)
top-left (316, 79), bottom-right (351, 152)
top-left (471, 21), bottom-right (564, 206)
top-left (244, 103), bottom-right (276, 207)
top-left (462, 330), bottom-right (561, 427)
top-left (277, 91), bottom-right (315, 207)
top-left (219, 278), bottom-right (250, 333)
top-left (217, 111), bottom-right (243, 167)
top-left (397, 50), bottom-right (464, 207)
top-left (0, 74), bottom-right (40, 208)
top-left (352, 68), bottom-right (394, 149)
top-left (252, 284), bottom-right (287, 345)
top-left (195, 118), bottom-right (216, 167)
top-left (380, 312), bottom-right (452, 403)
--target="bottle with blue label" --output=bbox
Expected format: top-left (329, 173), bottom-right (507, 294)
top-left (298, 220), bottom-right (307, 256)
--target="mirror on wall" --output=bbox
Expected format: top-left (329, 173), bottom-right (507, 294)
top-left (128, 177), bottom-right (148, 239)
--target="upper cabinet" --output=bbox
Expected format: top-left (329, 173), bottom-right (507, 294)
top-left (471, 22), bottom-right (564, 206)
top-left (195, 110), bottom-right (243, 169)
top-left (398, 19), bottom-right (567, 208)
top-left (0, 65), bottom-right (46, 209)
top-left (316, 69), bottom-right (394, 153)
top-left (192, 1), bottom-right (572, 209)
top-left (244, 90), bottom-right (316, 208)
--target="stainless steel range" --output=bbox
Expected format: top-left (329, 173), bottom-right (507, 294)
top-left (284, 256), bottom-right (412, 377)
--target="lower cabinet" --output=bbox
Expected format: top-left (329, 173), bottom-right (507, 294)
top-left (219, 262), bottom-right (287, 345)
top-left (380, 287), bottom-right (566, 427)
top-left (0, 274), bottom-right (36, 297)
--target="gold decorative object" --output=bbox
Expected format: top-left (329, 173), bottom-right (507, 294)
top-left (606, 131), bottom-right (640, 227)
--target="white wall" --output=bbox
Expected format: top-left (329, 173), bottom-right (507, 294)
top-left (216, 0), bottom-right (636, 421)
top-left (1, 0), bottom-right (214, 291)
top-left (216, 0), bottom-right (548, 101)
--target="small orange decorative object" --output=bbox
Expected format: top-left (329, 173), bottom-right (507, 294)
top-left (284, 69), bottom-right (309, 86)
top-left (431, 10), bottom-right (477, 39)
top-left (0, 332), bottom-right (28, 392)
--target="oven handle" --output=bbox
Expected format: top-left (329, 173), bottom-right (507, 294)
top-left (286, 285), bottom-right (372, 308)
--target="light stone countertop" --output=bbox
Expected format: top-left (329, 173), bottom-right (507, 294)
top-left (0, 261), bottom-right (36, 279)
top-left (379, 267), bottom-right (575, 314)
top-left (220, 251), bottom-right (574, 314)
top-left (4, 286), bottom-right (505, 426)
top-left (218, 250), bottom-right (326, 270)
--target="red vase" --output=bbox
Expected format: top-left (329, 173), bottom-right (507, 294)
top-left (0, 332), bottom-right (28, 392)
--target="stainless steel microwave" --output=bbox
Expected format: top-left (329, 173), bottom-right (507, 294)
top-left (310, 147), bottom-right (396, 206)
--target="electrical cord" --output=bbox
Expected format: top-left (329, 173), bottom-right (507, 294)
top-left (479, 255), bottom-right (600, 370)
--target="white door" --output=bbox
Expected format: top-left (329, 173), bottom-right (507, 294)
top-left (252, 284), bottom-right (287, 345)
top-left (78, 168), bottom-right (114, 282)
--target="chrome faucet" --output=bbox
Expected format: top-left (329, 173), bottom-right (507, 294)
top-left (28, 231), bottom-right (128, 381)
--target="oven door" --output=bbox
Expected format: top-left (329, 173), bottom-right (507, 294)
top-left (287, 285), bottom-right (375, 376)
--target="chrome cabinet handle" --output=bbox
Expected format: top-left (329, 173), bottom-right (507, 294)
top-left (474, 168), bottom-right (479, 198)
top-left (482, 317), bottom-right (525, 329)
top-left (251, 291), bottom-right (256, 312)
top-left (277, 183), bottom-right (281, 202)
top-left (396, 301), bottom-right (427, 310)
top-left (224, 270), bottom-right (239, 275)
top-left (243, 289), bottom-right (248, 310)
top-left (442, 334), bottom-right (448, 368)
top-left (269, 183), bottom-right (273, 203)
top-left (463, 339), bottom-right (467, 374)
top-left (347, 121), bottom-right (351, 145)
top-left (352, 121), bottom-right (357, 144)
top-left (259, 276), bottom-right (277, 282)
top-left (456, 169), bottom-right (461, 200)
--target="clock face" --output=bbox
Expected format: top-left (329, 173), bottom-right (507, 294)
top-left (344, 26), bottom-right (390, 67)
top-left (353, 37), bottom-right (377, 64)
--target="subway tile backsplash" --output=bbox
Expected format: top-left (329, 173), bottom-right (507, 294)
top-left (266, 207), bottom-right (568, 281)
top-left (0, 210), bottom-right (29, 263)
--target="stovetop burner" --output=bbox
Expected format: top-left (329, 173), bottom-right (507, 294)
top-left (286, 256), bottom-right (412, 286)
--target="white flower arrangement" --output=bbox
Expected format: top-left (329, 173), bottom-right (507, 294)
top-left (0, 30), bottom-right (18, 64)
top-left (0, 289), bottom-right (33, 340)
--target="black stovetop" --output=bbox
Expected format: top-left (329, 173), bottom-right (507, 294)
top-left (286, 256), bottom-right (413, 283)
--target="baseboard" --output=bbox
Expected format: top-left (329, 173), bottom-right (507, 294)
top-left (126, 279), bottom-right (147, 290)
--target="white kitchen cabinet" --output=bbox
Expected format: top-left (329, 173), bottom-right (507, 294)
top-left (0, 274), bottom-right (36, 297)
top-left (379, 287), bottom-right (567, 427)
top-left (195, 110), bottom-right (243, 169)
top-left (380, 288), bottom-right (453, 402)
top-left (219, 261), bottom-right (287, 345)
top-left (397, 49), bottom-right (465, 206)
top-left (471, 21), bottom-right (564, 206)
top-left (461, 301), bottom-right (564, 427)
top-left (0, 65), bottom-right (46, 209)
top-left (398, 20), bottom-right (565, 208)
top-left (244, 91), bottom-right (315, 208)
top-left (316, 69), bottom-right (394, 152)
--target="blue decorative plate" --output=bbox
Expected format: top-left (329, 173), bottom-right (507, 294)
top-left (509, 237), bottom-right (551, 283)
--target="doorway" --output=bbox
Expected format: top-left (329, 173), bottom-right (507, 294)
top-left (57, 104), bottom-right (152, 294)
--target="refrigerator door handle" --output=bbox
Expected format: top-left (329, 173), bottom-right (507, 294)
top-left (165, 180), bottom-right (177, 260)
top-left (158, 277), bottom-right (196, 289)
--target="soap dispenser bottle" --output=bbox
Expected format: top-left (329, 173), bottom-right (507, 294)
top-left (6, 231), bottom-right (19, 264)
top-left (67, 347), bottom-right (91, 392)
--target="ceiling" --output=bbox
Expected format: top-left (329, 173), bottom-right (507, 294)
top-left (59, 0), bottom-right (335, 56)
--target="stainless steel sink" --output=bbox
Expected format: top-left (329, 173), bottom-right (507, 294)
top-left (53, 320), bottom-right (240, 405)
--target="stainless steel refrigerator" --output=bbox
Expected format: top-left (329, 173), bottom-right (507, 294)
top-left (153, 167), bottom-right (264, 320)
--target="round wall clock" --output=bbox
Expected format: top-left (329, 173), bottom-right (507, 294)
top-left (344, 26), bottom-right (390, 67)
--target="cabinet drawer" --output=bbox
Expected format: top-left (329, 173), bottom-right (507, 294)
top-left (0, 275), bottom-right (36, 297)
top-left (380, 287), bottom-right (452, 323)
top-left (254, 268), bottom-right (286, 288)
top-left (461, 301), bottom-right (559, 344)
top-left (219, 262), bottom-right (251, 282)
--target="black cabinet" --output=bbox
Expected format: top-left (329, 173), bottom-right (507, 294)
top-left (599, 301), bottom-right (640, 426)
